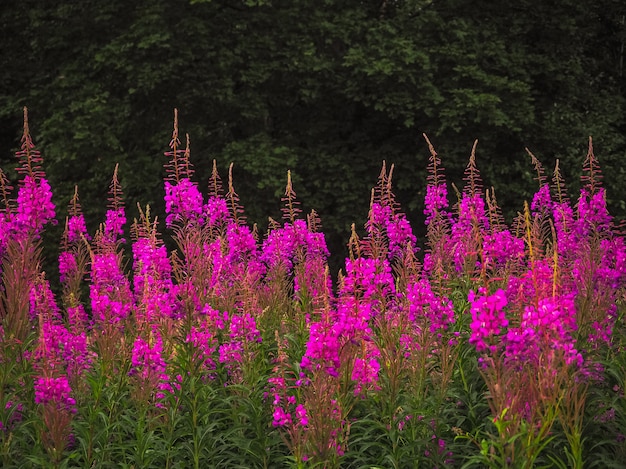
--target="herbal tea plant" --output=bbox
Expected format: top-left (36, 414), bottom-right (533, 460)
top-left (0, 108), bottom-right (624, 468)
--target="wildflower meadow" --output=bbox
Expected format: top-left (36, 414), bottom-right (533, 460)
top-left (1, 107), bottom-right (625, 468)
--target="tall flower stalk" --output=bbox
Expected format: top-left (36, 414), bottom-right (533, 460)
top-left (89, 165), bottom-right (132, 372)
top-left (1, 108), bottom-right (55, 355)
top-left (32, 278), bottom-right (77, 466)
top-left (59, 186), bottom-right (91, 336)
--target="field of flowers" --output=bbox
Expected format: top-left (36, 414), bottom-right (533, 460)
top-left (0, 108), bottom-right (625, 468)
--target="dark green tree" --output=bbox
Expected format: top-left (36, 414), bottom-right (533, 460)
top-left (1, 0), bottom-right (624, 270)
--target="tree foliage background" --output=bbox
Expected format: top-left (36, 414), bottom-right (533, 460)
top-left (1, 0), bottom-right (625, 268)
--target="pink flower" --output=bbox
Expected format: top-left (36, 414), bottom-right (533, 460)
top-left (272, 406), bottom-right (292, 427)
top-left (295, 404), bottom-right (308, 427)
top-left (67, 214), bottom-right (89, 243)
top-left (103, 207), bottom-right (126, 242)
top-left (90, 250), bottom-right (133, 326)
top-left (130, 336), bottom-right (167, 375)
top-left (449, 194), bottom-right (488, 273)
top-left (468, 288), bottom-right (508, 354)
top-left (15, 175), bottom-right (55, 237)
top-left (37, 322), bottom-right (93, 380)
top-left (58, 251), bottom-right (77, 284)
top-left (386, 213), bottom-right (417, 259)
top-left (482, 230), bottom-right (525, 268)
top-left (133, 236), bottom-right (179, 321)
top-left (424, 184), bottom-right (448, 225)
top-left (34, 376), bottom-right (76, 413)
top-left (29, 277), bottom-right (61, 323)
top-left (218, 341), bottom-right (243, 365)
top-left (204, 196), bottom-right (230, 227)
top-left (164, 178), bottom-right (204, 227)
top-left (186, 321), bottom-right (218, 372)
top-left (406, 279), bottom-right (455, 333)
top-left (576, 187), bottom-right (612, 236)
top-left (129, 333), bottom-right (173, 406)
top-left (229, 313), bottom-right (262, 343)
top-left (351, 356), bottom-right (381, 396)
top-left (301, 321), bottom-right (341, 375)
top-left (530, 184), bottom-right (552, 213)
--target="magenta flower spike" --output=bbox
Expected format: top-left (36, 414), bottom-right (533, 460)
top-left (406, 278), bottom-right (455, 334)
top-left (424, 184), bottom-right (449, 226)
top-left (66, 215), bottom-right (89, 244)
top-left (29, 275), bottom-right (62, 324)
top-left (530, 184), bottom-right (552, 215)
top-left (163, 111), bottom-right (204, 228)
top-left (36, 321), bottom-right (93, 383)
top-left (58, 188), bottom-right (91, 329)
top-left (15, 175), bottom-right (55, 238)
top-left (482, 230), bottom-right (525, 269)
top-left (132, 213), bottom-right (179, 324)
top-left (101, 164), bottom-right (126, 245)
top-left (0, 169), bottom-right (15, 256)
top-left (129, 331), bottom-right (174, 407)
top-left (89, 249), bottom-right (133, 325)
top-left (34, 376), bottom-right (76, 414)
top-left (164, 178), bottom-right (204, 228)
top-left (13, 108), bottom-right (56, 239)
top-left (204, 195), bottom-right (230, 229)
top-left (185, 318), bottom-right (218, 374)
top-left (468, 288), bottom-right (508, 355)
top-left (89, 165), bottom-right (133, 340)
top-left (576, 187), bottom-right (613, 239)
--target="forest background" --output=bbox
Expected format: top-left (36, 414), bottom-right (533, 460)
top-left (1, 0), bottom-right (625, 273)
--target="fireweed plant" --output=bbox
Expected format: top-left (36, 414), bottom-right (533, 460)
top-left (0, 109), bottom-right (624, 468)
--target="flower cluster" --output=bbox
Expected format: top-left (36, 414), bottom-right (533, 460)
top-left (482, 230), bottom-right (525, 269)
top-left (268, 374), bottom-right (309, 429)
top-left (186, 320), bottom-right (218, 374)
top-left (261, 216), bottom-right (331, 311)
top-left (301, 257), bottom-right (391, 395)
top-left (164, 178), bottom-right (204, 227)
top-left (36, 322), bottom-right (93, 382)
top-left (261, 219), bottom-right (321, 272)
top-left (366, 202), bottom-right (417, 260)
top-left (58, 251), bottom-right (78, 285)
top-left (103, 207), bottom-right (126, 243)
top-left (15, 175), bottom-right (56, 238)
top-left (204, 196), bottom-right (230, 229)
top-left (67, 213), bottom-right (89, 243)
top-left (468, 288), bottom-right (508, 355)
top-left (90, 251), bottom-right (133, 326)
top-left (34, 377), bottom-right (76, 414)
top-left (424, 184), bottom-right (448, 225)
top-left (502, 294), bottom-right (581, 366)
top-left (530, 184), bottom-right (552, 214)
top-left (576, 187), bottom-right (612, 237)
top-left (386, 213), bottom-right (417, 259)
top-left (29, 277), bottom-right (61, 323)
top-left (351, 353), bottom-right (381, 396)
top-left (133, 235), bottom-right (179, 321)
top-left (301, 320), bottom-right (341, 377)
top-left (218, 311), bottom-right (262, 378)
top-left (450, 194), bottom-right (489, 273)
top-left (129, 333), bottom-right (174, 404)
top-left (406, 279), bottom-right (455, 334)
top-left (225, 223), bottom-right (261, 269)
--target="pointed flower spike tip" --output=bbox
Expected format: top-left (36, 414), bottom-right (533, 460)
top-left (21, 106), bottom-right (34, 150)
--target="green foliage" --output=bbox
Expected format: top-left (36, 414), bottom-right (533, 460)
top-left (1, 0), bottom-right (625, 272)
